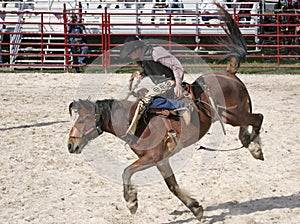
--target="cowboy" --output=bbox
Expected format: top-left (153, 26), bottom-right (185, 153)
top-left (120, 36), bottom-right (187, 142)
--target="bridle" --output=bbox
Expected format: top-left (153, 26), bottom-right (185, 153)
top-left (69, 102), bottom-right (103, 142)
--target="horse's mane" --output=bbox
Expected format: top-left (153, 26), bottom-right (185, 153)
top-left (95, 99), bottom-right (115, 108)
top-left (95, 99), bottom-right (137, 132)
top-left (95, 99), bottom-right (135, 111)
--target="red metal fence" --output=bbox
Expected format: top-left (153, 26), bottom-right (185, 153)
top-left (0, 4), bottom-right (299, 72)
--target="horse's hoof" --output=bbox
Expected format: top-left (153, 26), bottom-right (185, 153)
top-left (192, 205), bottom-right (204, 221)
top-left (127, 199), bottom-right (138, 214)
top-left (125, 186), bottom-right (138, 214)
top-left (248, 142), bottom-right (264, 160)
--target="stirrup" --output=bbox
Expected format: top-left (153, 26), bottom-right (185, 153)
top-left (121, 132), bottom-right (139, 144)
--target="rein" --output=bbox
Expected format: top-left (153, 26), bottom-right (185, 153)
top-left (198, 145), bottom-right (244, 152)
top-left (80, 125), bottom-right (101, 142)
top-left (199, 83), bottom-right (226, 135)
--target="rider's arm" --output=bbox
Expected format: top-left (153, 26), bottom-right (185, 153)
top-left (152, 46), bottom-right (184, 85)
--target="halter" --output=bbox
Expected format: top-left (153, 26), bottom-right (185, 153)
top-left (69, 102), bottom-right (103, 142)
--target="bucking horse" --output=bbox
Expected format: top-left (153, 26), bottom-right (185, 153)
top-left (67, 5), bottom-right (264, 222)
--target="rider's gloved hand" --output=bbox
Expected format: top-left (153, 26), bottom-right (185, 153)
top-left (133, 71), bottom-right (143, 79)
top-left (174, 84), bottom-right (184, 98)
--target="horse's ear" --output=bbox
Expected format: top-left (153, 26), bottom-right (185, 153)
top-left (69, 102), bottom-right (74, 117)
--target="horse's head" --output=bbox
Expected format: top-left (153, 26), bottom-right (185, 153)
top-left (67, 99), bottom-right (104, 154)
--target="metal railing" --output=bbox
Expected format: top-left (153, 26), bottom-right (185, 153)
top-left (0, 2), bottom-right (299, 72)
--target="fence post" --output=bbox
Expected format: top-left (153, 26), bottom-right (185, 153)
top-left (276, 14), bottom-right (281, 67)
top-left (102, 7), bottom-right (110, 73)
top-left (101, 8), bottom-right (106, 72)
top-left (107, 11), bottom-right (111, 68)
top-left (41, 13), bottom-right (44, 69)
top-left (63, 4), bottom-right (69, 73)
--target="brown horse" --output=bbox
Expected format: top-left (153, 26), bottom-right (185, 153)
top-left (67, 6), bottom-right (263, 222)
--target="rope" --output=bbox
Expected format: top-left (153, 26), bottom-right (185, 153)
top-left (198, 145), bottom-right (244, 152)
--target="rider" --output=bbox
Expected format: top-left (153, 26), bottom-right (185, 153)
top-left (120, 36), bottom-right (187, 142)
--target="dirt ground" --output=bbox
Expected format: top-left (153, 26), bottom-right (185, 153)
top-left (0, 72), bottom-right (299, 224)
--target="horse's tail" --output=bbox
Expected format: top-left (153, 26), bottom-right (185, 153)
top-left (217, 4), bottom-right (247, 74)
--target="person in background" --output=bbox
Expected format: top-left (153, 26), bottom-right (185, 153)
top-left (151, 0), bottom-right (169, 23)
top-left (200, 0), bottom-right (228, 22)
top-left (2, 0), bottom-right (7, 9)
top-left (119, 36), bottom-right (188, 142)
top-left (97, 0), bottom-right (102, 8)
top-left (237, 0), bottom-right (259, 22)
top-left (153, 0), bottom-right (168, 10)
top-left (167, 0), bottom-right (184, 13)
top-left (67, 15), bottom-right (88, 73)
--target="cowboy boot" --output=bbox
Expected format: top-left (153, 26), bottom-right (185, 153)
top-left (182, 108), bottom-right (191, 125)
top-left (122, 100), bottom-right (146, 143)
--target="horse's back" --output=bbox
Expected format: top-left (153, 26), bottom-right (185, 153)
top-left (193, 72), bottom-right (250, 106)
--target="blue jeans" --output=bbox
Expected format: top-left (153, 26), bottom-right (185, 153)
top-left (168, 3), bottom-right (184, 13)
top-left (70, 41), bottom-right (88, 64)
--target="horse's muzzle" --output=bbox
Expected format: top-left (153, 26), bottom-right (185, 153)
top-left (67, 141), bottom-right (82, 154)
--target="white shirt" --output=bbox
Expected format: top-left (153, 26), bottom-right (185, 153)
top-left (200, 0), bottom-right (228, 14)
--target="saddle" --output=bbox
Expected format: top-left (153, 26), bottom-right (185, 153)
top-left (144, 96), bottom-right (194, 132)
top-left (144, 79), bottom-right (225, 134)
top-left (145, 79), bottom-right (205, 118)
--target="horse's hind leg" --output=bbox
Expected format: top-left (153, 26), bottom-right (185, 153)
top-left (248, 113), bottom-right (264, 160)
top-left (239, 126), bottom-right (251, 148)
top-left (237, 113), bottom-right (264, 160)
top-left (156, 159), bottom-right (203, 221)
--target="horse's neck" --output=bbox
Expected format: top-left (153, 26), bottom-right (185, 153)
top-left (102, 99), bottom-right (135, 138)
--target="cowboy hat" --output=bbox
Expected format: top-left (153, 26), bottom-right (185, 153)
top-left (120, 36), bottom-right (145, 58)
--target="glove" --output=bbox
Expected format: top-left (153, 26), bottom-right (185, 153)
top-left (134, 71), bottom-right (143, 79)
top-left (174, 84), bottom-right (184, 98)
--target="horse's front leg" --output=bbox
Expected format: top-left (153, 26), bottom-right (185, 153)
top-left (122, 156), bottom-right (156, 214)
top-left (156, 159), bottom-right (204, 221)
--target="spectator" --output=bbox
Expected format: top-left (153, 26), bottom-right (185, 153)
top-left (151, 0), bottom-right (168, 23)
top-left (67, 15), bottom-right (88, 73)
top-left (153, 0), bottom-right (168, 10)
top-left (167, 0), bottom-right (184, 13)
top-left (237, 0), bottom-right (259, 22)
top-left (2, 0), bottom-right (7, 9)
top-left (200, 0), bottom-right (228, 22)
top-left (274, 0), bottom-right (288, 12)
top-left (274, 0), bottom-right (288, 26)
top-left (97, 0), bottom-right (102, 9)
